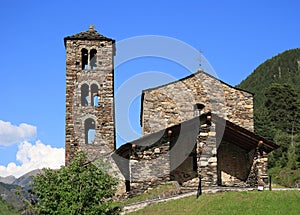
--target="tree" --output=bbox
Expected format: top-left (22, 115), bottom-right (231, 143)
top-left (265, 83), bottom-right (300, 134)
top-left (269, 130), bottom-right (290, 168)
top-left (254, 106), bottom-right (276, 140)
top-left (30, 152), bottom-right (119, 215)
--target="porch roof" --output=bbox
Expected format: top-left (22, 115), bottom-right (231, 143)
top-left (115, 112), bottom-right (279, 157)
top-left (212, 114), bottom-right (279, 153)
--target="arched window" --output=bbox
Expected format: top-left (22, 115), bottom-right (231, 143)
top-left (85, 118), bottom-right (96, 144)
top-left (91, 84), bottom-right (99, 107)
top-left (81, 48), bottom-right (88, 70)
top-left (194, 103), bottom-right (205, 116)
top-left (90, 49), bottom-right (97, 70)
top-left (81, 84), bottom-right (89, 106)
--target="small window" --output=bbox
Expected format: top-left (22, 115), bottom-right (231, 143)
top-left (91, 84), bottom-right (99, 107)
top-left (85, 118), bottom-right (96, 144)
top-left (194, 103), bottom-right (205, 116)
top-left (81, 84), bottom-right (89, 106)
top-left (81, 48), bottom-right (88, 70)
top-left (90, 49), bottom-right (97, 70)
top-left (93, 96), bottom-right (99, 107)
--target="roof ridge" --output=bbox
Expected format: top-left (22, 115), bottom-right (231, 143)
top-left (64, 25), bottom-right (114, 46)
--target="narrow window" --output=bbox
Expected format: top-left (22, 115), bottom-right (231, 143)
top-left (81, 48), bottom-right (88, 70)
top-left (91, 84), bottom-right (99, 107)
top-left (81, 84), bottom-right (89, 106)
top-left (194, 103), bottom-right (205, 116)
top-left (90, 49), bottom-right (97, 70)
top-left (85, 118), bottom-right (96, 144)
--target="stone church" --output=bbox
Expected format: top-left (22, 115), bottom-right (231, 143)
top-left (64, 26), bottom-right (278, 195)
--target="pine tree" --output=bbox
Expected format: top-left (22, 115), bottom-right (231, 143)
top-left (265, 83), bottom-right (300, 134)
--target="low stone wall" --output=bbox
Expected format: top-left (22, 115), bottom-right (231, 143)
top-left (129, 136), bottom-right (172, 194)
top-left (130, 154), bottom-right (170, 183)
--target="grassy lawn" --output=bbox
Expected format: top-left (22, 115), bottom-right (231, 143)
top-left (129, 190), bottom-right (300, 215)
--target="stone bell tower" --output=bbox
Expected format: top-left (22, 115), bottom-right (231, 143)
top-left (64, 25), bottom-right (116, 165)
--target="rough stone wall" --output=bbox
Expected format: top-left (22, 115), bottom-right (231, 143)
top-left (256, 150), bottom-right (269, 187)
top-left (65, 39), bottom-right (115, 165)
top-left (170, 156), bottom-right (197, 185)
top-left (244, 147), bottom-right (269, 188)
top-left (142, 71), bottom-right (254, 135)
top-left (129, 155), bottom-right (170, 195)
top-left (217, 142), bottom-right (254, 186)
top-left (197, 121), bottom-right (218, 187)
top-left (129, 138), bottom-right (171, 193)
top-left (130, 155), bottom-right (170, 185)
top-left (65, 37), bottom-right (126, 195)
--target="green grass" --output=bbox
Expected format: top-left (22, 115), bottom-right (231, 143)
top-left (129, 191), bottom-right (300, 215)
top-left (0, 200), bottom-right (19, 215)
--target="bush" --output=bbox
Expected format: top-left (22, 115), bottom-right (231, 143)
top-left (30, 152), bottom-right (119, 214)
top-left (269, 166), bottom-right (300, 187)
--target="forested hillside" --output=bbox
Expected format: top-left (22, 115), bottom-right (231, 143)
top-left (237, 48), bottom-right (300, 187)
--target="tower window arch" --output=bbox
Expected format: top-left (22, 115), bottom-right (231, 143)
top-left (90, 49), bottom-right (97, 70)
top-left (81, 48), bottom-right (88, 70)
top-left (85, 118), bottom-right (96, 144)
top-left (81, 84), bottom-right (89, 106)
top-left (91, 84), bottom-right (99, 107)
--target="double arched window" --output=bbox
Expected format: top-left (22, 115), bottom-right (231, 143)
top-left (80, 83), bottom-right (101, 107)
top-left (81, 48), bottom-right (97, 70)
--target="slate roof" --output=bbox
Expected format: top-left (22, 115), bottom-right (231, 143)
top-left (116, 112), bottom-right (279, 158)
top-left (64, 25), bottom-right (114, 46)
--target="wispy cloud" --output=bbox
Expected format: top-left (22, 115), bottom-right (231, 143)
top-left (0, 120), bottom-right (37, 146)
top-left (0, 140), bottom-right (65, 178)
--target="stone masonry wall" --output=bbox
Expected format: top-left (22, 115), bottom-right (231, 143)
top-left (65, 37), bottom-right (126, 195)
top-left (129, 135), bottom-right (171, 194)
top-left (217, 142), bottom-right (254, 187)
top-left (142, 71), bottom-right (254, 136)
top-left (197, 120), bottom-right (218, 187)
top-left (130, 155), bottom-right (170, 188)
top-left (256, 148), bottom-right (269, 187)
top-left (65, 39), bottom-right (115, 165)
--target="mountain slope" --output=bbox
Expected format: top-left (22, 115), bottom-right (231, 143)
top-left (237, 48), bottom-right (300, 187)
top-left (237, 48), bottom-right (300, 108)
top-left (0, 182), bottom-right (24, 210)
top-left (0, 176), bottom-right (16, 185)
top-left (13, 169), bottom-right (42, 189)
top-left (0, 169), bottom-right (43, 211)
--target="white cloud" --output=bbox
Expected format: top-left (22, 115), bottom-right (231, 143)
top-left (0, 120), bottom-right (37, 146)
top-left (0, 140), bottom-right (65, 178)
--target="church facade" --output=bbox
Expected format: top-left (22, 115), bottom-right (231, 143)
top-left (64, 26), bottom-right (278, 196)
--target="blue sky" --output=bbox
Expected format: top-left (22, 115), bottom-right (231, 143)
top-left (0, 0), bottom-right (299, 177)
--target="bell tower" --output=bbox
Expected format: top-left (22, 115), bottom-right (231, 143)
top-left (64, 25), bottom-right (116, 165)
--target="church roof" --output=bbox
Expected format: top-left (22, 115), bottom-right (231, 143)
top-left (116, 112), bottom-right (279, 158)
top-left (64, 25), bottom-right (114, 46)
